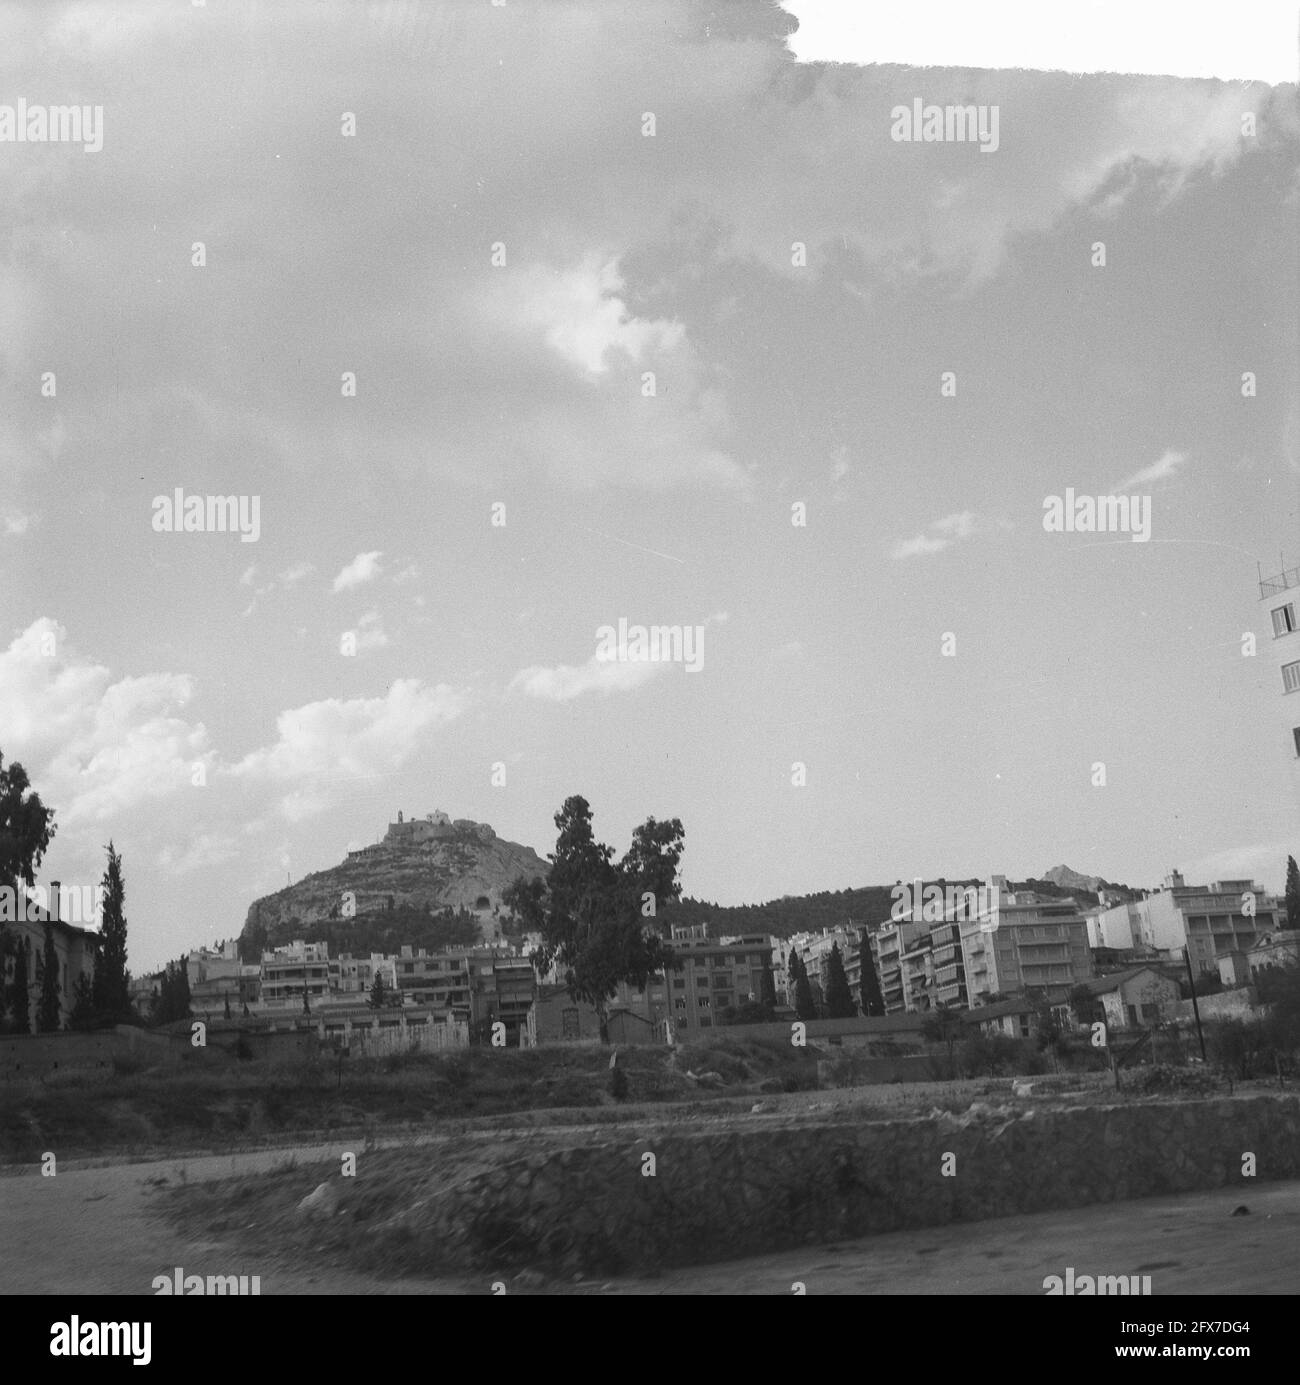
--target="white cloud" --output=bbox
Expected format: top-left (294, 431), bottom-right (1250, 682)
top-left (231, 679), bottom-right (467, 819)
top-left (2, 509), bottom-right (32, 537)
top-left (0, 618), bottom-right (213, 826)
top-left (279, 561), bottom-right (315, 584)
top-left (351, 610), bottom-right (389, 653)
top-left (1109, 449), bottom-right (1188, 492)
top-left (491, 256), bottom-right (685, 376)
top-left (892, 510), bottom-right (979, 559)
top-left (331, 551), bottom-right (383, 593)
top-left (509, 653), bottom-right (665, 702)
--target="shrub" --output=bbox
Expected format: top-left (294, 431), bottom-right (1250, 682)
top-left (1206, 1018), bottom-right (1276, 1080)
top-left (1128, 1063), bottom-right (1219, 1096)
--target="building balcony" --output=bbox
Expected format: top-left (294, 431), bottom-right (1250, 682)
top-left (1261, 566), bottom-right (1300, 598)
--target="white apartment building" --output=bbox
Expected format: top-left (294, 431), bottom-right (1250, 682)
top-left (1092, 871), bottom-right (1284, 977)
top-left (1259, 559), bottom-right (1300, 810)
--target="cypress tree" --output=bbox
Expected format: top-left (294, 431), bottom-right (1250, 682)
top-left (791, 950), bottom-right (817, 1022)
top-left (10, 936), bottom-right (31, 1033)
top-left (93, 842), bottom-right (130, 1019)
top-left (37, 920), bottom-right (61, 1032)
top-left (858, 929), bottom-right (885, 1016)
top-left (68, 974), bottom-right (96, 1031)
top-left (1286, 855), bottom-right (1300, 931)
top-left (759, 949), bottom-right (777, 1016)
top-left (824, 942), bottom-right (856, 1018)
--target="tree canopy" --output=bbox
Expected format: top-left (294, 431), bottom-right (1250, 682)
top-left (504, 795), bottom-right (683, 1043)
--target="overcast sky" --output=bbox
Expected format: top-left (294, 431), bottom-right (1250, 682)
top-left (1, 1), bottom-right (1297, 971)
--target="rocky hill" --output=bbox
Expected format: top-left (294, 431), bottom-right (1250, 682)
top-left (239, 812), bottom-right (549, 957)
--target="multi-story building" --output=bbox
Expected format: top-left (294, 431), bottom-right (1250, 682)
top-left (869, 920), bottom-right (927, 1013)
top-left (259, 940), bottom-right (332, 1007)
top-left (334, 951), bottom-right (395, 996)
top-left (927, 921), bottom-right (969, 1009)
top-left (1092, 872), bottom-right (1283, 978)
top-left (391, 945), bottom-right (472, 1017)
top-left (958, 877), bottom-right (1093, 1004)
top-left (1247, 928), bottom-right (1300, 979)
top-left (468, 951), bottom-right (537, 1040)
top-left (661, 925), bottom-right (774, 1034)
top-left (1259, 559), bottom-right (1300, 809)
top-left (0, 881), bottom-right (98, 1029)
top-left (185, 940), bottom-right (261, 1013)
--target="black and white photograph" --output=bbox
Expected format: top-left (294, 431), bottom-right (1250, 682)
top-left (1, 0), bottom-right (1298, 1345)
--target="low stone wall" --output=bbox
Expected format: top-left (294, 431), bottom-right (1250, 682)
top-left (0, 1026), bottom-right (177, 1081)
top-left (405, 1094), bottom-right (1300, 1274)
top-left (1174, 988), bottom-right (1260, 1022)
top-left (818, 1054), bottom-right (937, 1084)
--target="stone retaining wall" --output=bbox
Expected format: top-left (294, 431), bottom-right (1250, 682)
top-left (405, 1095), bottom-right (1300, 1275)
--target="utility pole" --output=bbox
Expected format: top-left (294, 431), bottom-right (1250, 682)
top-left (1183, 946), bottom-right (1207, 1062)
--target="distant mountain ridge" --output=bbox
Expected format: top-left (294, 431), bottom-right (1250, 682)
top-left (664, 870), bottom-right (1145, 940)
top-left (238, 818), bottom-right (1144, 958)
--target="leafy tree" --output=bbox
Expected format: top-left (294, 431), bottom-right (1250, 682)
top-left (1286, 855), bottom-right (1300, 931)
top-left (36, 920), bottom-right (61, 1032)
top-left (67, 974), bottom-right (96, 1031)
top-left (503, 795), bottom-right (682, 1044)
top-left (962, 1031), bottom-right (1020, 1078)
top-left (609, 1061), bottom-right (629, 1101)
top-left (789, 950), bottom-right (817, 1022)
top-left (0, 753), bottom-right (56, 1028)
top-left (921, 1004), bottom-right (965, 1067)
top-left (0, 752), bottom-right (57, 900)
top-left (368, 972), bottom-right (387, 1009)
top-left (823, 942), bottom-right (856, 1019)
top-left (8, 936), bottom-right (31, 1033)
top-left (858, 930), bottom-right (885, 1017)
top-left (150, 958), bottom-right (192, 1026)
top-left (758, 950), bottom-right (777, 1016)
top-left (718, 999), bottom-right (773, 1026)
top-left (92, 842), bottom-right (130, 1020)
top-left (1068, 983), bottom-right (1104, 1027)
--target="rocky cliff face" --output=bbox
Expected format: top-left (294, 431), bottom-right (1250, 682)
top-left (1042, 864), bottom-right (1107, 892)
top-left (240, 816), bottom-right (549, 951)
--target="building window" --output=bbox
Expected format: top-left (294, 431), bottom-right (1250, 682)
top-left (697, 996), bottom-right (710, 1008)
top-left (673, 977), bottom-right (685, 989)
top-left (1273, 604), bottom-right (1297, 637)
top-left (1284, 661), bottom-right (1300, 694)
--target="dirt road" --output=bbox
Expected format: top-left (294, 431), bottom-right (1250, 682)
top-left (2, 1138), bottom-right (1295, 1294)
